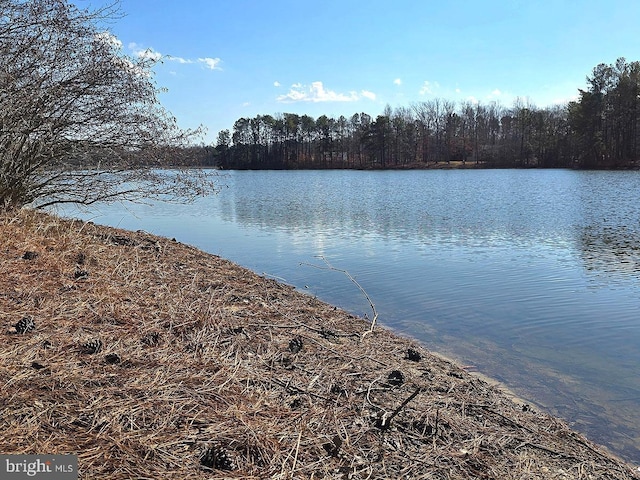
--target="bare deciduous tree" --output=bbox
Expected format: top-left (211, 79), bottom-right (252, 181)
top-left (0, 0), bottom-right (214, 209)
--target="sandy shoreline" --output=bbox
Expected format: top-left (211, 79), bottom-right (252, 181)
top-left (1, 209), bottom-right (639, 479)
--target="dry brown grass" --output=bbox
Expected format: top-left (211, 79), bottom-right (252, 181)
top-left (1, 209), bottom-right (639, 479)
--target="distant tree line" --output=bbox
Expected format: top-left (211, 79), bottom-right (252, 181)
top-left (213, 58), bottom-right (640, 170)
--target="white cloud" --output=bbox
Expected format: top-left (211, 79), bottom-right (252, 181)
top-left (127, 43), bottom-right (221, 70)
top-left (419, 80), bottom-right (440, 96)
top-left (393, 78), bottom-right (402, 86)
top-left (198, 57), bottom-right (222, 70)
top-left (274, 81), bottom-right (281, 87)
top-left (483, 89), bottom-right (505, 102)
top-left (307, 81), bottom-right (357, 102)
top-left (169, 56), bottom-right (194, 64)
top-left (467, 96), bottom-right (479, 104)
top-left (277, 81), bottom-right (376, 103)
top-left (278, 84), bottom-right (309, 102)
top-left (129, 42), bottom-right (162, 61)
top-left (361, 90), bottom-right (376, 100)
top-left (142, 50), bottom-right (163, 61)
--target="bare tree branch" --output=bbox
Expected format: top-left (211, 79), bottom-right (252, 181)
top-left (0, 0), bottom-right (214, 209)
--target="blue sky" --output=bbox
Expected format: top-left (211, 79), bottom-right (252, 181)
top-left (109, 0), bottom-right (640, 143)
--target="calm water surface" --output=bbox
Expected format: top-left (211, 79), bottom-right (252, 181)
top-left (61, 169), bottom-right (640, 464)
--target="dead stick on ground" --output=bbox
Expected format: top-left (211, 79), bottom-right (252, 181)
top-left (377, 387), bottom-right (423, 429)
top-left (301, 255), bottom-right (378, 336)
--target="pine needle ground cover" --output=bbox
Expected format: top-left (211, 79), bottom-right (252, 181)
top-left (1, 210), bottom-right (638, 479)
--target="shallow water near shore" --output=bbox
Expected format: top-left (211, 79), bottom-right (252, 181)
top-left (60, 169), bottom-right (640, 464)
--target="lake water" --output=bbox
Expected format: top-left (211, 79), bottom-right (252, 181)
top-left (59, 169), bottom-right (640, 465)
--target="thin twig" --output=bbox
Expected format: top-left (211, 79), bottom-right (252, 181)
top-left (291, 431), bottom-right (302, 476)
top-left (377, 387), bottom-right (423, 429)
top-left (301, 255), bottom-right (378, 334)
top-left (387, 387), bottom-right (423, 424)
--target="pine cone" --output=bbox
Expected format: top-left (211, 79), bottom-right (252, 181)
top-left (74, 269), bottom-right (89, 279)
top-left (81, 339), bottom-right (103, 354)
top-left (406, 348), bottom-right (422, 362)
top-left (387, 370), bottom-right (405, 386)
top-left (15, 316), bottom-right (35, 334)
top-left (288, 336), bottom-right (303, 353)
top-left (141, 331), bottom-right (160, 346)
top-left (104, 353), bottom-right (121, 364)
top-left (200, 444), bottom-right (234, 471)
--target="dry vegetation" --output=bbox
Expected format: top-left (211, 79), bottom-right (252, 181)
top-left (1, 209), bottom-right (639, 479)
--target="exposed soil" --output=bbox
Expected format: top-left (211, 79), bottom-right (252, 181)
top-left (1, 209), bottom-right (639, 479)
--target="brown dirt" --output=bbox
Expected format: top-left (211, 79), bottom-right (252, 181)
top-left (1, 209), bottom-right (639, 479)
